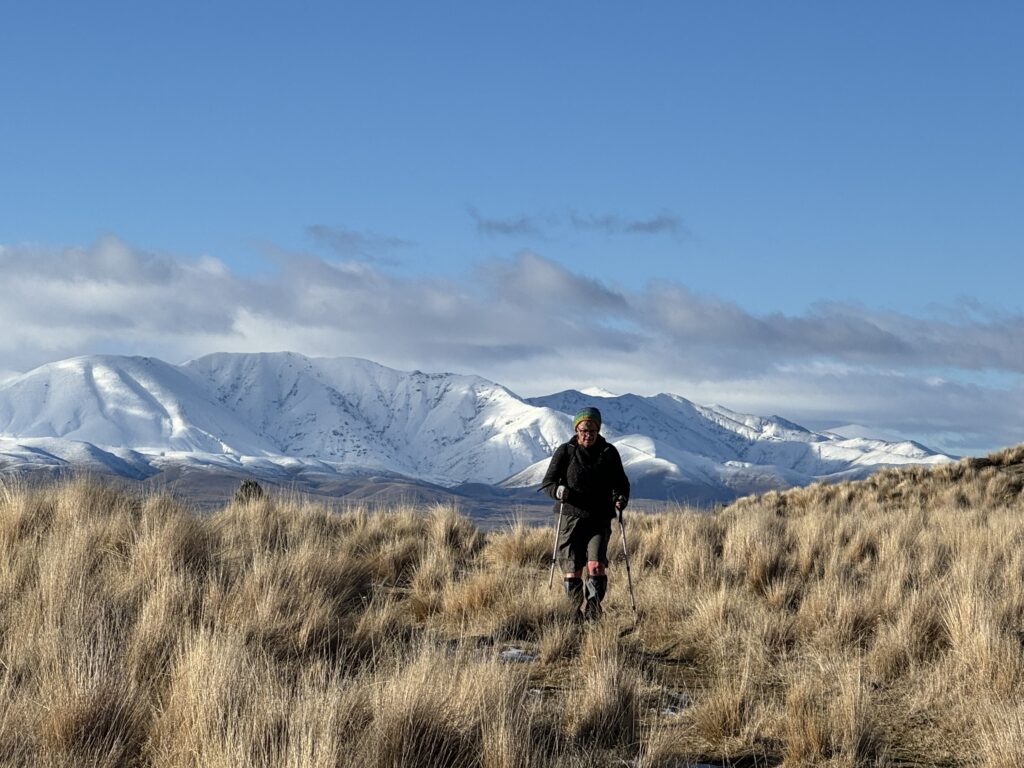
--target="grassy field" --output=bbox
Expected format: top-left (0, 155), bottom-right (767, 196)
top-left (2, 445), bottom-right (1024, 767)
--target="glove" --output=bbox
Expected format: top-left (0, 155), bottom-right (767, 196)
top-left (614, 494), bottom-right (627, 512)
top-left (556, 485), bottom-right (568, 501)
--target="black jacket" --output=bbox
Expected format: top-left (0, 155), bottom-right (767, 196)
top-left (541, 434), bottom-right (630, 520)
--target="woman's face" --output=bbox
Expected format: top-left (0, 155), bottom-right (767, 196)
top-left (575, 420), bottom-right (599, 448)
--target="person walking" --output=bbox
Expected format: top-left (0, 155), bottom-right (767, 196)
top-left (541, 407), bottom-right (630, 620)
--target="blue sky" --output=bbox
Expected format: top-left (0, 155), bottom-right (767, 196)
top-left (2, 2), bottom-right (1022, 455)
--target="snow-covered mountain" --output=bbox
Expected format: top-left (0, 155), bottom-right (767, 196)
top-left (512, 390), bottom-right (950, 502)
top-left (0, 352), bottom-right (954, 505)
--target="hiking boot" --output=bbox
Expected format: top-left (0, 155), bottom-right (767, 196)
top-left (563, 576), bottom-right (584, 613)
top-left (584, 575), bottom-right (607, 621)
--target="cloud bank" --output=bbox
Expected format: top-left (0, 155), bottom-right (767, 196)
top-left (1, 235), bottom-right (1020, 456)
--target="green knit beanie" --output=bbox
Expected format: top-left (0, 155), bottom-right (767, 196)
top-left (573, 407), bottom-right (602, 431)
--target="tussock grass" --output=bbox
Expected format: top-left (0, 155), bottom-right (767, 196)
top-left (2, 446), bottom-right (1024, 766)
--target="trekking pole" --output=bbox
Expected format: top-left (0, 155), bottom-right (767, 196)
top-left (617, 509), bottom-right (637, 615)
top-left (548, 501), bottom-right (564, 589)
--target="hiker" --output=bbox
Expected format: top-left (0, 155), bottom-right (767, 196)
top-left (541, 407), bottom-right (630, 620)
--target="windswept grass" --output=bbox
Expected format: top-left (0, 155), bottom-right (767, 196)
top-left (1, 445), bottom-right (1023, 766)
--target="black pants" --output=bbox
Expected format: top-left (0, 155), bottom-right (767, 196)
top-left (556, 513), bottom-right (611, 573)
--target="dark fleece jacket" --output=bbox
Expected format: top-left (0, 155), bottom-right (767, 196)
top-left (541, 434), bottom-right (630, 521)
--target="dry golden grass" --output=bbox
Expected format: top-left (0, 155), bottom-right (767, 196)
top-left (1, 445), bottom-right (1023, 766)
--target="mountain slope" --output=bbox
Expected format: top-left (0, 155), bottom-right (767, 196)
top-left (0, 355), bottom-right (274, 455)
top-left (182, 352), bottom-right (568, 484)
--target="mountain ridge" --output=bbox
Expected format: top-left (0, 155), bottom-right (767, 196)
top-left (0, 352), bottom-right (955, 508)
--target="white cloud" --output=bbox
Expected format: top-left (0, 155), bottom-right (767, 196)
top-left (1, 235), bottom-right (1021, 456)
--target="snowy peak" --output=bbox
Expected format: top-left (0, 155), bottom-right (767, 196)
top-left (182, 352), bottom-right (568, 483)
top-left (0, 355), bottom-right (272, 455)
top-left (579, 386), bottom-right (618, 398)
top-left (527, 390), bottom-right (774, 459)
